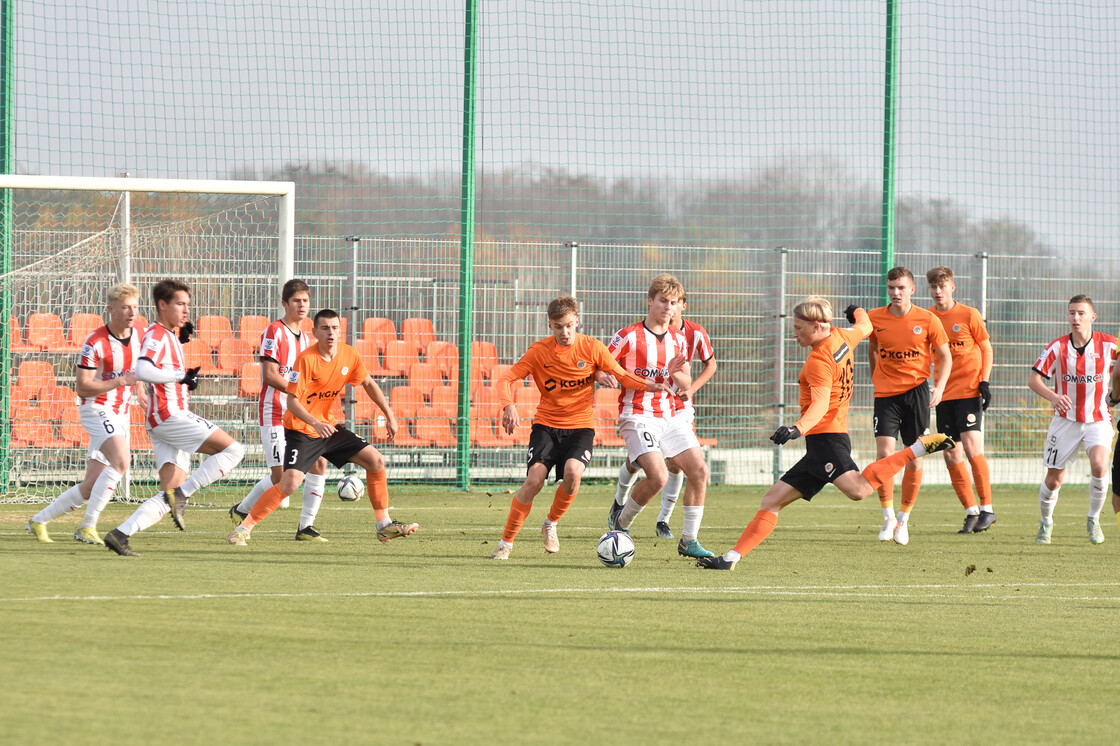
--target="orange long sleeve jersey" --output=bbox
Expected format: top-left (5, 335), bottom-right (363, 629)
top-left (496, 334), bottom-right (650, 429)
top-left (794, 309), bottom-right (873, 435)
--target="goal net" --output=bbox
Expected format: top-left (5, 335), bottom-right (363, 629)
top-left (0, 175), bottom-right (294, 503)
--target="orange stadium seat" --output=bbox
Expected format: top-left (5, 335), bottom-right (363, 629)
top-left (471, 340), bottom-right (499, 380)
top-left (12, 419), bottom-right (66, 450)
top-left (8, 315), bottom-right (38, 354)
top-left (354, 386), bottom-right (375, 422)
top-left (18, 360), bottom-right (57, 395)
top-left (383, 340), bottom-right (418, 377)
top-left (387, 386), bottom-right (427, 447)
top-left (594, 395), bottom-right (626, 447)
top-left (401, 317), bottom-right (435, 354)
top-left (511, 386), bottom-right (540, 445)
top-left (238, 315), bottom-right (270, 346)
top-left (58, 406), bottom-right (84, 447)
top-left (130, 405), bottom-right (151, 450)
top-left (217, 337), bottom-right (254, 375)
top-left (239, 362), bottom-right (262, 398)
top-left (196, 315), bottom-right (234, 352)
top-left (430, 385), bottom-right (458, 418)
top-left (362, 317), bottom-right (396, 349)
top-left (300, 317), bottom-right (313, 335)
top-left (427, 341), bottom-right (459, 384)
top-left (40, 385), bottom-right (77, 421)
top-left (26, 313), bottom-right (76, 353)
top-left (408, 362), bottom-right (442, 401)
top-left (356, 337), bottom-right (386, 375)
top-left (469, 404), bottom-right (506, 448)
top-left (490, 363), bottom-right (519, 389)
top-left (67, 313), bottom-right (104, 347)
top-left (182, 339), bottom-right (220, 375)
top-left (134, 315), bottom-right (149, 332)
top-left (415, 406), bottom-right (455, 448)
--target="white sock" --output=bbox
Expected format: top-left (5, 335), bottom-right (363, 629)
top-left (896, 510), bottom-right (910, 525)
top-left (980, 505), bottom-right (994, 514)
top-left (118, 494), bottom-right (171, 536)
top-left (33, 485), bottom-right (84, 524)
top-left (543, 518), bottom-right (556, 527)
top-left (1089, 476), bottom-right (1107, 519)
top-left (299, 473), bottom-right (327, 530)
top-left (80, 467), bottom-right (122, 529)
top-left (617, 496), bottom-right (644, 529)
top-left (658, 471), bottom-right (684, 523)
top-left (908, 440), bottom-right (926, 458)
top-left (615, 463), bottom-right (639, 506)
top-left (1039, 484), bottom-right (1058, 524)
top-left (882, 506), bottom-right (894, 520)
top-left (965, 505), bottom-right (980, 516)
top-left (180, 442), bottom-right (245, 497)
top-left (376, 518), bottom-right (392, 531)
top-left (497, 539), bottom-right (512, 549)
top-left (725, 550), bottom-right (742, 562)
top-left (681, 505), bottom-right (703, 541)
top-left (238, 475), bottom-right (274, 512)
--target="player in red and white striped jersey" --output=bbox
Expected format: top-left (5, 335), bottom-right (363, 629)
top-left (104, 279), bottom-right (245, 557)
top-left (27, 284), bottom-right (148, 546)
top-left (603, 274), bottom-right (715, 558)
top-left (1027, 294), bottom-right (1118, 545)
top-left (229, 279), bottom-right (330, 541)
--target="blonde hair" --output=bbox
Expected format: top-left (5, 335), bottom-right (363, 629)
top-left (647, 273), bottom-right (685, 301)
top-left (547, 295), bottom-right (579, 321)
top-left (107, 283), bottom-right (140, 303)
top-left (792, 296), bottom-right (833, 324)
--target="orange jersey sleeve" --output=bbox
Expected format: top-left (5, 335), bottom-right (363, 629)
top-left (868, 306), bottom-right (946, 397)
top-left (931, 303), bottom-right (990, 400)
top-left (283, 345), bottom-right (368, 436)
top-left (797, 326), bottom-right (863, 435)
top-left (506, 335), bottom-right (598, 428)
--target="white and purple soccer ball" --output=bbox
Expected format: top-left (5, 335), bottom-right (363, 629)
top-left (597, 531), bottom-right (635, 568)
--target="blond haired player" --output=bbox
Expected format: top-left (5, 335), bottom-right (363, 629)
top-left (1028, 295), bottom-right (1116, 545)
top-left (229, 278), bottom-right (330, 541)
top-left (227, 309), bottom-right (417, 546)
top-left (867, 266), bottom-right (951, 545)
top-left (926, 266), bottom-right (995, 533)
top-left (697, 297), bottom-right (954, 570)
top-left (104, 279), bottom-right (246, 556)
top-left (26, 284), bottom-right (147, 545)
top-left (605, 274), bottom-right (714, 558)
top-left (489, 296), bottom-right (674, 559)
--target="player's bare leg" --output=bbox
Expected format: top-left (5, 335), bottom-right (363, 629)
top-left (166, 429), bottom-right (244, 530)
top-left (493, 462), bottom-right (548, 559)
top-left (698, 480), bottom-right (803, 570)
top-left (75, 435), bottom-right (131, 544)
top-left (349, 445), bottom-right (417, 543)
top-left (27, 459), bottom-right (104, 544)
top-left (614, 451), bottom-right (669, 533)
top-left (672, 447), bottom-right (713, 557)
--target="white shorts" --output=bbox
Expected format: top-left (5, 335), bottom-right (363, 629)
top-left (260, 425), bottom-right (286, 468)
top-left (1042, 417), bottom-right (1113, 470)
top-left (619, 413), bottom-right (701, 463)
top-left (150, 412), bottom-right (218, 471)
top-left (80, 407), bottom-right (130, 466)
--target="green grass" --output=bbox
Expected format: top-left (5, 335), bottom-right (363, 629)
top-left (3, 483), bottom-right (1120, 745)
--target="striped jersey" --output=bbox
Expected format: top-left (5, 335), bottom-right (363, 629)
top-left (1033, 332), bottom-right (1117, 423)
top-left (141, 323), bottom-right (189, 427)
top-left (77, 325), bottom-right (141, 414)
top-left (258, 320), bottom-right (310, 426)
top-left (608, 321), bottom-right (689, 418)
top-left (672, 318), bottom-right (714, 414)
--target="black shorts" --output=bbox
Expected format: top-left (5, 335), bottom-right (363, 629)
top-left (935, 396), bottom-right (983, 441)
top-left (780, 433), bottom-right (860, 501)
top-left (1112, 437), bottom-right (1120, 496)
top-left (283, 426), bottom-right (369, 472)
top-left (873, 381), bottom-right (931, 442)
top-left (526, 424), bottom-right (596, 481)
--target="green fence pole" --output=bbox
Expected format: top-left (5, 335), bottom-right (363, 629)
top-left (455, 0), bottom-right (480, 491)
top-left (0, 0), bottom-right (15, 489)
top-left (879, 0), bottom-right (899, 303)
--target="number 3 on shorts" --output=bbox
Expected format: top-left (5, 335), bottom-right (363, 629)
top-left (288, 448), bottom-right (299, 466)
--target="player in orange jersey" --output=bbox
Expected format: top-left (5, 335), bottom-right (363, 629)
top-left (867, 266), bottom-right (951, 545)
top-left (926, 266), bottom-right (995, 534)
top-left (489, 295), bottom-right (676, 560)
top-left (226, 309), bottom-right (418, 546)
top-left (697, 297), bottom-right (955, 570)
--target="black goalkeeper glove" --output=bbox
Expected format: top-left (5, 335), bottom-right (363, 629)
top-left (180, 366), bottom-right (201, 391)
top-left (844, 304), bottom-right (861, 325)
top-left (978, 380), bottom-right (991, 411)
top-left (770, 425), bottom-right (801, 445)
top-left (177, 320), bottom-right (195, 344)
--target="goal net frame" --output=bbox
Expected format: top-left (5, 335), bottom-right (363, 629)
top-left (0, 174), bottom-right (295, 500)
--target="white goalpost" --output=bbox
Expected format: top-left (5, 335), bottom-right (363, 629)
top-left (0, 174), bottom-right (295, 502)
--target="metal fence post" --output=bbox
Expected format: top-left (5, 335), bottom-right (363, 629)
top-left (773, 247), bottom-right (788, 483)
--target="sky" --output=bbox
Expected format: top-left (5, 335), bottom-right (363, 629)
top-left (12, 0), bottom-right (1120, 253)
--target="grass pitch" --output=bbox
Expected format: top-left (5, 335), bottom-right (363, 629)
top-left (3, 483), bottom-right (1119, 745)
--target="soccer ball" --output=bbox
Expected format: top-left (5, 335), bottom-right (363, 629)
top-left (597, 531), bottom-right (635, 568)
top-left (337, 475), bottom-right (364, 502)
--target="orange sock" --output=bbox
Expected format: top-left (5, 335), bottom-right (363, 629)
top-left (547, 485), bottom-right (577, 524)
top-left (877, 481), bottom-right (895, 509)
top-left (366, 470), bottom-right (389, 522)
top-left (732, 510), bottom-right (779, 557)
top-left (862, 448), bottom-right (916, 491)
top-left (969, 454), bottom-right (992, 507)
top-left (502, 498), bottom-right (533, 543)
top-left (946, 461), bottom-right (977, 509)
top-left (245, 484), bottom-right (287, 529)
top-left (900, 468), bottom-right (922, 513)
